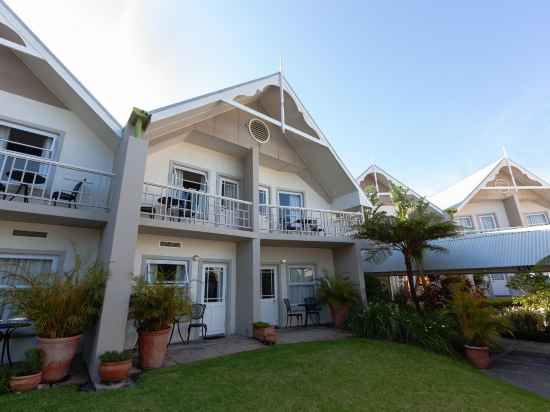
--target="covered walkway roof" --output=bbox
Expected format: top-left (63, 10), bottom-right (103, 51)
top-left (361, 224), bottom-right (550, 275)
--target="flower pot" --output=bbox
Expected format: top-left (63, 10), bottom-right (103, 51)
top-left (37, 335), bottom-right (81, 383)
top-left (9, 371), bottom-right (42, 393)
top-left (138, 328), bottom-right (171, 369)
top-left (254, 326), bottom-right (277, 345)
top-left (329, 304), bottom-right (351, 329)
top-left (99, 359), bottom-right (132, 383)
top-left (464, 345), bottom-right (491, 369)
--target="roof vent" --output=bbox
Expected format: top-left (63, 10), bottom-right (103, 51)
top-left (248, 118), bottom-right (270, 144)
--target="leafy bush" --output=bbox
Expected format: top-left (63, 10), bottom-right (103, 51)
top-left (253, 322), bottom-right (271, 329)
top-left (514, 290), bottom-right (550, 320)
top-left (364, 276), bottom-right (391, 303)
top-left (129, 278), bottom-right (191, 332)
top-left (487, 297), bottom-right (517, 311)
top-left (319, 275), bottom-right (359, 309)
top-left (1, 260), bottom-right (108, 338)
top-left (100, 350), bottom-right (132, 363)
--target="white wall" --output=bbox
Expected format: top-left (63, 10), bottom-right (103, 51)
top-left (458, 200), bottom-right (510, 229)
top-left (519, 199), bottom-right (550, 222)
top-left (259, 166), bottom-right (332, 210)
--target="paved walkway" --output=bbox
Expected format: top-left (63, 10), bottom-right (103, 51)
top-left (165, 326), bottom-right (351, 366)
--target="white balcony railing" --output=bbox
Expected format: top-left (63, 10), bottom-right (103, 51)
top-left (142, 182), bottom-right (253, 231)
top-left (258, 205), bottom-right (363, 238)
top-left (0, 150), bottom-right (114, 210)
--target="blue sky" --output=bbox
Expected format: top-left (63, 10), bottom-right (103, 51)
top-left (9, 0), bottom-right (550, 196)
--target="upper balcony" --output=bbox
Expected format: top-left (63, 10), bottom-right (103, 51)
top-left (0, 149), bottom-right (114, 224)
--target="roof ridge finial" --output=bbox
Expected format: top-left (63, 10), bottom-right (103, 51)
top-left (502, 146), bottom-right (509, 159)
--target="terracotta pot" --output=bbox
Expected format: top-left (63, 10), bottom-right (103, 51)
top-left (9, 371), bottom-right (42, 393)
top-left (254, 326), bottom-right (277, 345)
top-left (37, 335), bottom-right (81, 383)
top-left (99, 359), bottom-right (132, 383)
top-left (329, 304), bottom-right (351, 329)
top-left (464, 345), bottom-right (491, 369)
top-left (138, 328), bottom-right (171, 369)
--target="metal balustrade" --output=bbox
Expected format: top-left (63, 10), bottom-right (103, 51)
top-left (258, 205), bottom-right (363, 238)
top-left (142, 182), bottom-right (253, 230)
top-left (0, 150), bottom-right (114, 210)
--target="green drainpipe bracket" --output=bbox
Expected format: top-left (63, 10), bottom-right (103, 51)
top-left (128, 107), bottom-right (152, 138)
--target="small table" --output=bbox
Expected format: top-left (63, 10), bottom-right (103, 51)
top-left (5, 170), bottom-right (46, 203)
top-left (0, 320), bottom-right (32, 366)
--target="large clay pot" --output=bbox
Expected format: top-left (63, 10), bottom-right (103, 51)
top-left (138, 328), bottom-right (171, 369)
top-left (254, 326), bottom-right (277, 345)
top-left (464, 345), bottom-right (491, 369)
top-left (99, 359), bottom-right (132, 383)
top-left (329, 304), bottom-right (351, 329)
top-left (37, 335), bottom-right (81, 383)
top-left (9, 371), bottom-right (42, 393)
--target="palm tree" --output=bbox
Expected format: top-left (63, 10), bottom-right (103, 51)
top-left (357, 185), bottom-right (460, 313)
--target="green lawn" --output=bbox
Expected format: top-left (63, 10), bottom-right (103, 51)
top-left (1, 339), bottom-right (547, 411)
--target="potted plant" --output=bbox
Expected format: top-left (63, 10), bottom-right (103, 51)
top-left (319, 275), bottom-right (359, 328)
top-left (449, 284), bottom-right (510, 369)
top-left (99, 350), bottom-right (132, 383)
top-left (253, 322), bottom-right (277, 345)
top-left (2, 260), bottom-right (108, 383)
top-left (8, 348), bottom-right (43, 393)
top-left (129, 278), bottom-right (191, 369)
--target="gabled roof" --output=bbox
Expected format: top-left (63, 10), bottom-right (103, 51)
top-left (357, 164), bottom-right (446, 216)
top-left (429, 156), bottom-right (550, 211)
top-left (0, 1), bottom-right (121, 146)
top-left (149, 72), bottom-right (369, 208)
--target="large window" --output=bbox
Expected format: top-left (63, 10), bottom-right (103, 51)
top-left (0, 254), bottom-right (58, 289)
top-left (527, 212), bottom-right (548, 226)
top-left (170, 165), bottom-right (207, 192)
top-left (455, 216), bottom-right (474, 231)
top-left (278, 191), bottom-right (304, 230)
top-left (261, 268), bottom-right (276, 299)
top-left (287, 265), bottom-right (316, 305)
top-left (478, 214), bottom-right (497, 230)
top-left (145, 259), bottom-right (189, 286)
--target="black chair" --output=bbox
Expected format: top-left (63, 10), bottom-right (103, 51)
top-left (52, 180), bottom-right (83, 208)
top-left (0, 183), bottom-right (5, 199)
top-left (283, 298), bottom-right (303, 327)
top-left (168, 314), bottom-right (188, 346)
top-left (187, 304), bottom-right (207, 343)
top-left (304, 297), bottom-right (321, 327)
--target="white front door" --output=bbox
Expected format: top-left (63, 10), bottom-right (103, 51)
top-left (202, 263), bottom-right (227, 336)
top-left (260, 265), bottom-right (279, 326)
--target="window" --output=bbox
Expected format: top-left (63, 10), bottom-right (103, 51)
top-left (261, 268), bottom-right (276, 299)
top-left (259, 186), bottom-right (269, 217)
top-left (455, 216), bottom-right (474, 230)
top-left (287, 265), bottom-right (316, 305)
top-left (278, 191), bottom-right (304, 230)
top-left (220, 177), bottom-right (239, 199)
top-left (170, 165), bottom-right (207, 192)
top-left (527, 212), bottom-right (548, 226)
top-left (145, 259), bottom-right (189, 286)
top-left (478, 214), bottom-right (497, 230)
top-left (0, 254), bottom-right (58, 289)
top-left (203, 265), bottom-right (224, 303)
top-left (490, 274), bottom-right (506, 281)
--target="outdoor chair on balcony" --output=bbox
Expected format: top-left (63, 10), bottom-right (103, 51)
top-left (304, 297), bottom-right (322, 327)
top-left (283, 298), bottom-right (303, 327)
top-left (186, 303), bottom-right (207, 343)
top-left (0, 183), bottom-right (5, 199)
top-left (52, 180), bottom-right (83, 208)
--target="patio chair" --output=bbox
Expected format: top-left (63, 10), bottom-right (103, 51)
top-left (304, 297), bottom-right (321, 327)
top-left (186, 303), bottom-right (207, 343)
top-left (283, 298), bottom-right (303, 327)
top-left (0, 183), bottom-right (5, 199)
top-left (52, 180), bottom-right (83, 208)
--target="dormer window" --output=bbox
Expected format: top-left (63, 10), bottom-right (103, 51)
top-left (478, 214), bottom-right (498, 230)
top-left (455, 216), bottom-right (474, 231)
top-left (526, 212), bottom-right (549, 226)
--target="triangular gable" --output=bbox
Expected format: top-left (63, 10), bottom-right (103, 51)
top-left (0, 1), bottom-right (121, 145)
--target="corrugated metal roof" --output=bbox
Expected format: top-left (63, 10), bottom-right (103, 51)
top-left (361, 224), bottom-right (550, 275)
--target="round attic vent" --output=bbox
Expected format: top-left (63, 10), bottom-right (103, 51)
top-left (248, 118), bottom-right (270, 144)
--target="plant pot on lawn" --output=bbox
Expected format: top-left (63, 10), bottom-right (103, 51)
top-left (464, 345), bottom-right (491, 369)
top-left (8, 349), bottom-right (43, 393)
top-left (99, 351), bottom-right (133, 383)
top-left (253, 322), bottom-right (277, 345)
top-left (319, 275), bottom-right (359, 329)
top-left (2, 261), bottom-right (109, 383)
top-left (129, 278), bottom-right (191, 369)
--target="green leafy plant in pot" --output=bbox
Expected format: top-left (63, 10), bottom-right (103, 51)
top-left (8, 348), bottom-right (43, 393)
top-left (253, 321), bottom-right (277, 345)
top-left (1, 260), bottom-right (108, 383)
top-left (449, 282), bottom-right (510, 369)
top-left (129, 278), bottom-right (191, 369)
top-left (99, 350), bottom-right (132, 383)
top-left (319, 275), bottom-right (359, 328)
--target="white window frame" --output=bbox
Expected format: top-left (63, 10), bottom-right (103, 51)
top-left (144, 259), bottom-right (189, 286)
top-left (258, 186), bottom-right (269, 206)
top-left (0, 253), bottom-right (59, 289)
top-left (456, 215), bottom-right (474, 231)
top-left (478, 213), bottom-right (498, 230)
top-left (219, 177), bottom-right (240, 199)
top-left (0, 119), bottom-right (58, 160)
top-left (260, 267), bottom-right (277, 299)
top-left (287, 264), bottom-right (316, 305)
top-left (169, 164), bottom-right (208, 192)
top-left (277, 190), bottom-right (304, 208)
top-left (526, 212), bottom-right (549, 226)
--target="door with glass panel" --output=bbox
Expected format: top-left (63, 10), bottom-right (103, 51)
top-left (202, 263), bottom-right (227, 336)
top-left (219, 177), bottom-right (240, 228)
top-left (258, 187), bottom-right (270, 231)
top-left (278, 191), bottom-right (303, 231)
top-left (259, 266), bottom-right (279, 326)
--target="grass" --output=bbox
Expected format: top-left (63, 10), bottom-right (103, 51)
top-left (1, 339), bottom-right (548, 411)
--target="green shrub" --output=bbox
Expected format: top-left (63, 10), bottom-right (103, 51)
top-left (100, 350), bottom-right (132, 363)
top-left (487, 297), bottom-right (517, 311)
top-left (319, 275), bottom-right (359, 309)
top-left (500, 308), bottom-right (550, 343)
top-left (129, 278), bottom-right (191, 332)
top-left (364, 276), bottom-right (391, 303)
top-left (1, 260), bottom-right (108, 338)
